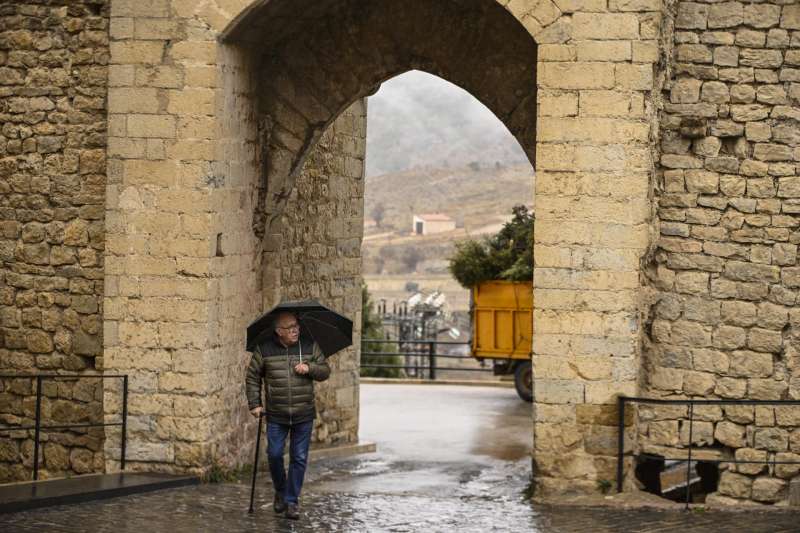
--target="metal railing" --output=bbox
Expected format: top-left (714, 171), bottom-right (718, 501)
top-left (0, 373), bottom-right (129, 481)
top-left (361, 339), bottom-right (491, 380)
top-left (617, 396), bottom-right (800, 510)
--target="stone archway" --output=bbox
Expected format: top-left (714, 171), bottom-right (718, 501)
top-left (221, 0), bottom-right (538, 238)
top-left (103, 0), bottom-right (662, 495)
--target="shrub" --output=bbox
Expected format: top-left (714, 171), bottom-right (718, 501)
top-left (360, 283), bottom-right (403, 378)
top-left (448, 205), bottom-right (533, 288)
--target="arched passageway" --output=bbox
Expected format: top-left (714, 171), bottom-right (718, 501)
top-left (104, 0), bottom-right (658, 496)
top-left (221, 0), bottom-right (537, 236)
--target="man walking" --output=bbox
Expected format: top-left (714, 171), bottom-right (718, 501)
top-left (246, 311), bottom-right (331, 520)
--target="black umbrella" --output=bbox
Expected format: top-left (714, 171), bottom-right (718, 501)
top-left (245, 299), bottom-right (353, 357)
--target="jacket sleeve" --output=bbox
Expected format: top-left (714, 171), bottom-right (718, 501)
top-left (307, 342), bottom-right (331, 382)
top-left (245, 346), bottom-right (264, 409)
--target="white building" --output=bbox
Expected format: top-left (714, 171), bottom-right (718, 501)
top-left (412, 213), bottom-right (456, 235)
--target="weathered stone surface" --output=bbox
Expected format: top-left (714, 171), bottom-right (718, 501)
top-left (1, 0), bottom-right (796, 506)
top-left (751, 477), bottom-right (786, 503)
top-left (0, 0), bottom-right (109, 482)
top-left (754, 427), bottom-right (789, 451)
top-left (715, 421), bottom-right (745, 447)
top-left (734, 448), bottom-right (768, 475)
top-left (718, 471), bottom-right (752, 498)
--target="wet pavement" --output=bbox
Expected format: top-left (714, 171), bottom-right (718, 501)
top-left (2, 384), bottom-right (800, 532)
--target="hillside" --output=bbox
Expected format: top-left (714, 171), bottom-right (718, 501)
top-left (364, 163), bottom-right (534, 234)
top-left (362, 164), bottom-right (534, 276)
top-left (366, 70), bottom-right (529, 177)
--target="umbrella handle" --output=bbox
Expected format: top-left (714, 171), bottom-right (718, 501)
top-left (248, 413), bottom-right (263, 514)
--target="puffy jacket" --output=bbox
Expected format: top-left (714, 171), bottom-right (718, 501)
top-left (245, 334), bottom-right (330, 425)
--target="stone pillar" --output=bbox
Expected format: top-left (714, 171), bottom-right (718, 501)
top-left (523, 2), bottom-right (663, 494)
top-left (100, 0), bottom-right (665, 493)
top-left (102, 0), bottom-right (365, 473)
top-left (103, 0), bottom-right (231, 471)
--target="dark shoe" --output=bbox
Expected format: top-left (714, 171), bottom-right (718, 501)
top-left (273, 493), bottom-right (287, 514)
top-left (285, 503), bottom-right (300, 520)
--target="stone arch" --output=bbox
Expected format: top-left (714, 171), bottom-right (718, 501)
top-left (103, 0), bottom-right (662, 496)
top-left (220, 0), bottom-right (544, 233)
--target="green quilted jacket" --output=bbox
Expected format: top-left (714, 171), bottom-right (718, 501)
top-left (245, 334), bottom-right (330, 425)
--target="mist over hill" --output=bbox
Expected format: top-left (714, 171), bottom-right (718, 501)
top-left (365, 70), bottom-right (530, 177)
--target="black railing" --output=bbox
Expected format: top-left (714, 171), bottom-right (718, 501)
top-left (617, 396), bottom-right (800, 510)
top-left (0, 373), bottom-right (129, 481)
top-left (361, 339), bottom-right (491, 379)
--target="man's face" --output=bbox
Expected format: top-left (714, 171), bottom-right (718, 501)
top-left (275, 313), bottom-right (300, 346)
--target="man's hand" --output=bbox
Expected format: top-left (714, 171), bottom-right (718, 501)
top-left (250, 406), bottom-right (263, 418)
top-left (294, 363), bottom-right (310, 375)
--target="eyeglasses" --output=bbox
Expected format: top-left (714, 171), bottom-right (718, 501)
top-left (277, 324), bottom-right (300, 332)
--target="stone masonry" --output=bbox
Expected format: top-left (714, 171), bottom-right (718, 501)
top-left (642, 0), bottom-right (800, 505)
top-left (0, 0), bottom-right (108, 482)
top-left (1, 0), bottom-right (659, 494)
top-left (0, 0), bottom-right (797, 506)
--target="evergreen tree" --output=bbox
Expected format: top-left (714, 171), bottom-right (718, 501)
top-left (448, 205), bottom-right (534, 288)
top-left (360, 283), bottom-right (403, 377)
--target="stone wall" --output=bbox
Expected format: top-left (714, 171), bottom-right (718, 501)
top-left (528, 0), bottom-right (661, 495)
top-left (0, 0), bottom-right (108, 482)
top-left (268, 101), bottom-right (366, 447)
top-left (643, 0), bottom-right (800, 504)
top-left (0, 0), bottom-right (666, 495)
top-left (99, 0), bottom-right (367, 475)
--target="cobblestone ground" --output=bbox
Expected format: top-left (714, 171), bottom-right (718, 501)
top-left (1, 465), bottom-right (799, 533)
top-left (2, 385), bottom-right (800, 532)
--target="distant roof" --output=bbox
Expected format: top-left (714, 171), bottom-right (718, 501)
top-left (415, 213), bottom-right (453, 222)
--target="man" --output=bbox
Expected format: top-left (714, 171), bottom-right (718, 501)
top-left (245, 311), bottom-right (331, 520)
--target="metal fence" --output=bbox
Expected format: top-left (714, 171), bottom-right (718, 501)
top-left (0, 373), bottom-right (129, 481)
top-left (360, 338), bottom-right (492, 379)
top-left (617, 396), bottom-right (800, 510)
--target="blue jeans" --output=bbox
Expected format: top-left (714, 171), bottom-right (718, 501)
top-left (266, 420), bottom-right (313, 505)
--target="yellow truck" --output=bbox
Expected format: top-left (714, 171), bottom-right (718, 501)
top-left (471, 280), bottom-right (533, 402)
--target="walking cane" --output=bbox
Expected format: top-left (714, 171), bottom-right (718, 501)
top-left (248, 413), bottom-right (264, 514)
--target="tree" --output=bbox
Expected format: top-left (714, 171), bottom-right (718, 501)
top-left (371, 203), bottom-right (386, 228)
top-left (401, 247), bottom-right (423, 273)
top-left (360, 283), bottom-right (403, 378)
top-left (448, 204), bottom-right (534, 288)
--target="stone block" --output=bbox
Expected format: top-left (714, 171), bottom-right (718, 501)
top-left (716, 421), bottom-right (746, 448)
top-left (111, 0), bottom-right (170, 17)
top-left (680, 420), bottom-right (714, 446)
top-left (775, 453), bottom-right (800, 479)
top-left (676, 3), bottom-right (708, 30)
top-left (734, 448), bottom-right (768, 475)
top-left (780, 6), bottom-right (800, 30)
top-left (166, 88), bottom-right (215, 115)
top-left (671, 78), bottom-right (702, 103)
top-left (109, 41), bottom-right (165, 64)
top-left (747, 328), bottom-right (783, 353)
top-left (754, 427), bottom-right (789, 451)
top-left (647, 420), bottom-right (679, 446)
top-left (108, 88), bottom-right (160, 114)
top-left (539, 63), bottom-right (615, 89)
top-left (535, 379), bottom-right (584, 404)
top-left (572, 13), bottom-right (639, 39)
top-left (729, 350), bottom-right (773, 378)
top-left (752, 477), bottom-right (787, 503)
top-left (717, 471), bottom-right (752, 499)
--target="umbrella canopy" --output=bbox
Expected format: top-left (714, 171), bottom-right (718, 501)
top-left (246, 299), bottom-right (353, 357)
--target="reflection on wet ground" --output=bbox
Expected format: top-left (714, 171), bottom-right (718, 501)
top-left (359, 384), bottom-right (532, 464)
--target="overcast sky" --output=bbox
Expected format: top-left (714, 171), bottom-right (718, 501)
top-left (365, 70), bottom-right (530, 177)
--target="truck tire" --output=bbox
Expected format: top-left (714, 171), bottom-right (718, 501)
top-left (514, 361), bottom-right (533, 402)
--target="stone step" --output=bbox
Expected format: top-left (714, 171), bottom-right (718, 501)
top-left (0, 472), bottom-right (199, 514)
